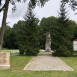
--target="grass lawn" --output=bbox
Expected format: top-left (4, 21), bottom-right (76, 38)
top-left (0, 51), bottom-right (77, 77)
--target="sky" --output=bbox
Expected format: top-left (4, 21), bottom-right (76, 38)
top-left (0, 0), bottom-right (77, 27)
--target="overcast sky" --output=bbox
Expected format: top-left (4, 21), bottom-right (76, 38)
top-left (0, 0), bottom-right (77, 27)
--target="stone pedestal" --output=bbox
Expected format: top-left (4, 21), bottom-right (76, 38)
top-left (0, 52), bottom-right (10, 69)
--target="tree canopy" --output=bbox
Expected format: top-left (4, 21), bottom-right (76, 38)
top-left (52, 0), bottom-right (76, 56)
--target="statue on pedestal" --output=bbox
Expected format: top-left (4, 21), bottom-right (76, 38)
top-left (45, 32), bottom-right (51, 52)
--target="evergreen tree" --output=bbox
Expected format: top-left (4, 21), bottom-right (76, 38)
top-left (19, 2), bottom-right (39, 56)
top-left (53, 0), bottom-right (73, 56)
top-left (58, 0), bottom-right (68, 22)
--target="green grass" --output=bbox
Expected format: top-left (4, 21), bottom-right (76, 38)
top-left (0, 56), bottom-right (32, 77)
top-left (0, 55), bottom-right (77, 77)
top-left (2, 49), bottom-right (19, 53)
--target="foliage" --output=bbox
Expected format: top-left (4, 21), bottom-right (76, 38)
top-left (13, 3), bottom-right (40, 56)
top-left (13, 20), bottom-right (26, 55)
top-left (0, 0), bottom-right (49, 12)
top-left (63, 0), bottom-right (77, 11)
top-left (52, 0), bottom-right (74, 56)
top-left (73, 22), bottom-right (77, 39)
top-left (3, 26), bottom-right (18, 49)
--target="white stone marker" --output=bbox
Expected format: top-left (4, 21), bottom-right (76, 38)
top-left (0, 52), bottom-right (10, 69)
top-left (73, 40), bottom-right (77, 51)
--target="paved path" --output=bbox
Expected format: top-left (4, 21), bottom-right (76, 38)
top-left (24, 52), bottom-right (73, 71)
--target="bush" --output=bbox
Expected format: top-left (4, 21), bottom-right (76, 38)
top-left (53, 45), bottom-right (73, 57)
top-left (19, 46), bottom-right (39, 56)
top-left (26, 48), bottom-right (39, 56)
top-left (19, 46), bottom-right (26, 55)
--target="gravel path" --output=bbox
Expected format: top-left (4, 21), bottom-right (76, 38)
top-left (24, 52), bottom-right (73, 71)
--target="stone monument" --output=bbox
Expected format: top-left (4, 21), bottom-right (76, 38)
top-left (0, 52), bottom-right (10, 69)
top-left (45, 32), bottom-right (51, 52)
top-left (73, 39), bottom-right (77, 51)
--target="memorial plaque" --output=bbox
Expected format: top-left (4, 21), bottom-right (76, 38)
top-left (0, 52), bottom-right (10, 69)
top-left (73, 40), bottom-right (77, 51)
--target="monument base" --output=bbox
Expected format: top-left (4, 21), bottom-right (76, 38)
top-left (0, 65), bottom-right (10, 69)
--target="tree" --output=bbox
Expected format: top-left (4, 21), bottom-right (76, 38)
top-left (13, 3), bottom-right (40, 56)
top-left (13, 20), bottom-right (26, 50)
top-left (20, 2), bottom-right (39, 55)
top-left (0, 0), bottom-right (10, 50)
top-left (52, 0), bottom-right (74, 56)
top-left (72, 21), bottom-right (77, 39)
top-left (3, 26), bottom-right (18, 49)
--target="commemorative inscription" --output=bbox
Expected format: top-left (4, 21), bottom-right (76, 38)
top-left (0, 52), bottom-right (10, 69)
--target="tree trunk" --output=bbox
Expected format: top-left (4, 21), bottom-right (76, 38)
top-left (45, 32), bottom-right (51, 52)
top-left (0, 0), bottom-right (9, 50)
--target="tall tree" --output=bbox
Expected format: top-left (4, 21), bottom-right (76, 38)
top-left (14, 2), bottom-right (39, 55)
top-left (0, 0), bottom-right (9, 50)
top-left (53, 0), bottom-right (74, 56)
top-left (22, 2), bottom-right (39, 55)
top-left (58, 0), bottom-right (68, 22)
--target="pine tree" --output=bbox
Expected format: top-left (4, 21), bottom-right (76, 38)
top-left (53, 0), bottom-right (73, 56)
top-left (58, 0), bottom-right (68, 23)
top-left (19, 2), bottom-right (39, 56)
